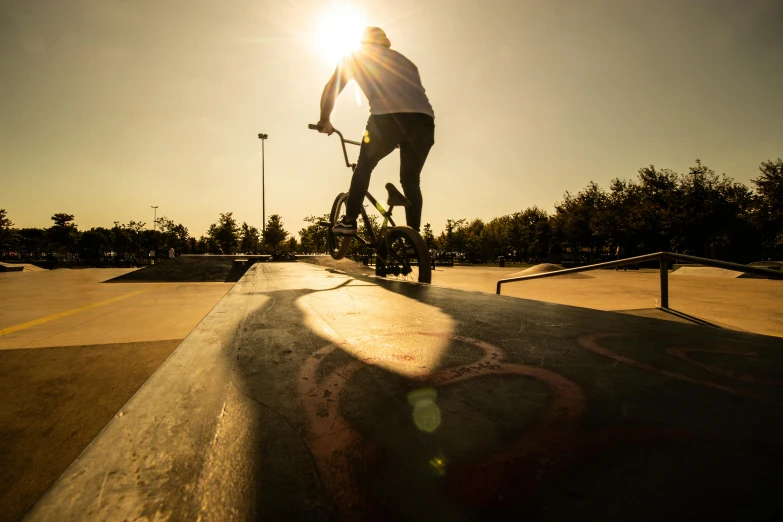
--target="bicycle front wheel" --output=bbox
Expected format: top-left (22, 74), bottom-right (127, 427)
top-left (327, 192), bottom-right (352, 260)
top-left (377, 226), bottom-right (431, 284)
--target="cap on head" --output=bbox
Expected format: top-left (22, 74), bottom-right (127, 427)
top-left (361, 27), bottom-right (391, 48)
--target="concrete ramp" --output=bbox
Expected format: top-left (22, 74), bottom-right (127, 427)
top-left (673, 266), bottom-right (744, 277)
top-left (672, 264), bottom-right (779, 279)
top-left (507, 263), bottom-right (594, 279)
top-left (105, 255), bottom-right (262, 283)
top-left (0, 262), bottom-right (44, 272)
top-left (27, 263), bottom-right (783, 521)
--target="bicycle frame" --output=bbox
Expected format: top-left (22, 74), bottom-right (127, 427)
top-left (309, 124), bottom-right (398, 253)
top-left (309, 122), bottom-right (433, 284)
top-left (354, 192), bottom-right (397, 250)
top-left (327, 128), bottom-right (361, 170)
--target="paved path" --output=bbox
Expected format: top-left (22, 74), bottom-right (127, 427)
top-left (432, 266), bottom-right (783, 337)
top-left (27, 263), bottom-right (783, 521)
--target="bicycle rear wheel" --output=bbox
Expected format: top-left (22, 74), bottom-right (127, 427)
top-left (377, 226), bottom-right (431, 284)
top-left (327, 192), bottom-right (352, 260)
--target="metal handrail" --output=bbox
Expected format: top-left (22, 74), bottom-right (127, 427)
top-left (496, 252), bottom-right (783, 308)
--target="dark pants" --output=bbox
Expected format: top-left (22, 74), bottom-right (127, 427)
top-left (346, 113), bottom-right (435, 232)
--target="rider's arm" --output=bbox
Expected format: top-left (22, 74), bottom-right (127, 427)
top-left (318, 62), bottom-right (352, 125)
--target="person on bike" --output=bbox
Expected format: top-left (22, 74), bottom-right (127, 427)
top-left (316, 26), bottom-right (435, 235)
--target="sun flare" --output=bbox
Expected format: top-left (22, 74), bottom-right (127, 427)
top-left (314, 3), bottom-right (367, 65)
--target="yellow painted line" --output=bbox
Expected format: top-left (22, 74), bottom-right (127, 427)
top-left (0, 287), bottom-right (159, 337)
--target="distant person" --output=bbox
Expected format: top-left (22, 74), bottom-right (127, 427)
top-left (316, 26), bottom-right (435, 235)
top-left (168, 247), bottom-right (175, 259)
top-left (615, 245), bottom-right (627, 271)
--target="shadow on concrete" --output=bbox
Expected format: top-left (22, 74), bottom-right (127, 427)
top-left (224, 266), bottom-right (783, 521)
top-left (105, 255), bottom-right (258, 283)
top-left (0, 339), bottom-right (182, 522)
top-left (26, 264), bottom-right (783, 521)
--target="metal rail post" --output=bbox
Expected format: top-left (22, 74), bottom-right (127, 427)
top-left (659, 253), bottom-right (669, 308)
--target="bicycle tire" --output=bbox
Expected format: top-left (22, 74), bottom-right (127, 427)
top-left (327, 192), bottom-right (353, 260)
top-left (377, 226), bottom-right (431, 284)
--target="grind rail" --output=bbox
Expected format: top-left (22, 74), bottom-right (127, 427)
top-left (496, 252), bottom-right (783, 308)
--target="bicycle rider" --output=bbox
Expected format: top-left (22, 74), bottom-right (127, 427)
top-left (316, 27), bottom-right (435, 236)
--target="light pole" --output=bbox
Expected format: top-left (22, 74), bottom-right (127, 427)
top-left (257, 133), bottom-right (268, 244)
top-left (151, 206), bottom-right (158, 231)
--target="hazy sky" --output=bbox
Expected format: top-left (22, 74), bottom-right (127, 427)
top-left (2, 0), bottom-right (782, 237)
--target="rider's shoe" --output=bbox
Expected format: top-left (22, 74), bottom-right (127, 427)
top-left (333, 216), bottom-right (357, 235)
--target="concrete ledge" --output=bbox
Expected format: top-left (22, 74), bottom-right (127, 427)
top-left (25, 268), bottom-right (258, 521)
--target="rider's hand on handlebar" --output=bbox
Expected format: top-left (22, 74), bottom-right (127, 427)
top-left (316, 119), bottom-right (334, 135)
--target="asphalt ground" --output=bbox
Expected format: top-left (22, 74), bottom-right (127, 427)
top-left (0, 269), bottom-right (231, 522)
top-left (24, 262), bottom-right (783, 521)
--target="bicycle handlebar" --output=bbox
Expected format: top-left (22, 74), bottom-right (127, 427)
top-left (309, 123), bottom-right (359, 168)
top-left (308, 123), bottom-right (361, 145)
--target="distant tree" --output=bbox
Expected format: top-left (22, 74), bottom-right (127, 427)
top-left (17, 228), bottom-right (48, 259)
top-left (674, 159), bottom-right (752, 258)
top-left (51, 213), bottom-right (75, 228)
top-left (299, 215), bottom-right (329, 254)
top-left (263, 214), bottom-right (288, 252)
top-left (207, 212), bottom-right (240, 254)
top-left (48, 213), bottom-right (80, 253)
top-left (480, 216), bottom-right (511, 260)
top-left (79, 228), bottom-right (111, 263)
top-left (441, 218), bottom-right (466, 253)
top-left (110, 221), bottom-right (146, 258)
top-left (283, 236), bottom-right (298, 253)
top-left (156, 216), bottom-right (191, 254)
top-left (461, 218), bottom-right (485, 262)
top-left (140, 229), bottom-right (163, 254)
top-left (239, 222), bottom-right (261, 253)
top-left (752, 158), bottom-right (783, 258)
top-left (0, 209), bottom-right (14, 254)
top-left (512, 207), bottom-right (551, 261)
top-left (552, 182), bottom-right (608, 260)
top-left (422, 223), bottom-right (435, 249)
top-left (196, 235), bottom-right (218, 254)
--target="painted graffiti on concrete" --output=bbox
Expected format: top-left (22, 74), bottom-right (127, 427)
top-left (299, 331), bottom-right (781, 519)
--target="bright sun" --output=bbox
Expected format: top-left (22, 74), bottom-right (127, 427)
top-left (314, 3), bottom-right (367, 65)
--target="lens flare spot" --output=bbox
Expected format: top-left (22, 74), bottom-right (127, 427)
top-left (408, 388), bottom-right (441, 433)
top-left (429, 453), bottom-right (447, 476)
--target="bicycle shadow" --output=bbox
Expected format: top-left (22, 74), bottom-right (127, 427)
top-left (220, 264), bottom-right (783, 522)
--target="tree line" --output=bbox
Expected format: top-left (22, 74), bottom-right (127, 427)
top-left (457, 158), bottom-right (783, 263)
top-left (0, 211), bottom-right (295, 266)
top-left (298, 158), bottom-right (782, 264)
top-left (1, 158), bottom-right (780, 266)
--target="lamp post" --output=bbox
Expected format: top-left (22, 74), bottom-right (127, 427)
top-left (257, 133), bottom-right (268, 243)
top-left (151, 206), bottom-right (158, 231)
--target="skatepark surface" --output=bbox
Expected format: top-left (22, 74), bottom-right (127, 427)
top-left (22, 262), bottom-right (783, 521)
top-left (0, 268), bottom-right (232, 521)
top-left (430, 265), bottom-right (782, 337)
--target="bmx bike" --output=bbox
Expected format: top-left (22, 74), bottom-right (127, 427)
top-left (308, 123), bottom-right (431, 284)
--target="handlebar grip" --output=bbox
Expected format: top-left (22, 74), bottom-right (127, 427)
top-left (308, 124), bottom-right (321, 130)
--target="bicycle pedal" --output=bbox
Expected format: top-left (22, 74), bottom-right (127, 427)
top-left (319, 221), bottom-right (332, 227)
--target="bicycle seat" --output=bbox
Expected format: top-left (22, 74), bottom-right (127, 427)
top-left (385, 183), bottom-right (411, 208)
